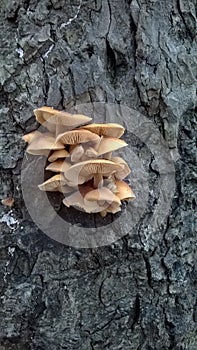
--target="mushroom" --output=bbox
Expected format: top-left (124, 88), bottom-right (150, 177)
top-left (38, 174), bottom-right (73, 193)
top-left (100, 202), bottom-right (122, 217)
top-left (99, 181), bottom-right (135, 216)
top-left (84, 188), bottom-right (122, 218)
top-left (64, 159), bottom-right (123, 188)
top-left (103, 177), bottom-right (117, 193)
top-left (48, 149), bottom-right (69, 162)
top-left (111, 157), bottom-right (131, 179)
top-left (23, 105), bottom-right (135, 218)
top-left (97, 137), bottom-right (127, 159)
top-left (22, 130), bottom-right (42, 143)
top-left (84, 146), bottom-right (98, 158)
top-left (34, 106), bottom-right (92, 135)
top-left (46, 160), bottom-right (71, 173)
top-left (115, 180), bottom-right (135, 201)
top-left (81, 123), bottom-right (125, 138)
top-left (84, 187), bottom-right (121, 208)
top-left (69, 144), bottom-right (99, 162)
top-left (26, 133), bottom-right (64, 156)
top-left (56, 129), bottom-right (100, 146)
top-left (63, 191), bottom-right (107, 213)
top-left (70, 145), bottom-right (84, 162)
top-left (63, 186), bottom-right (122, 214)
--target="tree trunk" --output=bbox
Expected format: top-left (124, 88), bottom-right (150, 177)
top-left (0, 0), bottom-right (196, 349)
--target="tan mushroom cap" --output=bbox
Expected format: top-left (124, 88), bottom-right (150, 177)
top-left (63, 192), bottom-right (107, 213)
top-left (38, 174), bottom-right (72, 193)
top-left (56, 129), bottom-right (100, 145)
top-left (111, 157), bottom-right (131, 179)
top-left (115, 180), bottom-right (135, 201)
top-left (22, 130), bottom-right (42, 143)
top-left (81, 123), bottom-right (125, 138)
top-left (64, 159), bottom-right (123, 185)
top-left (46, 160), bottom-right (71, 173)
top-left (48, 149), bottom-right (69, 162)
top-left (107, 202), bottom-right (122, 214)
top-left (97, 137), bottom-right (127, 156)
top-left (84, 187), bottom-right (121, 205)
top-left (26, 133), bottom-right (64, 155)
top-left (34, 106), bottom-right (92, 131)
top-left (100, 202), bottom-right (122, 217)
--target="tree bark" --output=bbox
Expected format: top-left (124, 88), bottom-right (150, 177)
top-left (0, 0), bottom-right (196, 349)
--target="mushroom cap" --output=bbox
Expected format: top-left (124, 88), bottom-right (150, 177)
top-left (111, 156), bottom-right (131, 179)
top-left (46, 160), bottom-right (71, 173)
top-left (38, 174), bottom-right (67, 192)
top-left (56, 129), bottom-right (100, 145)
top-left (48, 149), bottom-right (69, 162)
top-left (34, 106), bottom-right (92, 129)
top-left (115, 180), bottom-right (135, 201)
top-left (106, 202), bottom-right (122, 214)
top-left (81, 123), bottom-right (125, 138)
top-left (22, 130), bottom-right (42, 143)
top-left (64, 159), bottom-right (123, 185)
top-left (84, 187), bottom-right (121, 205)
top-left (1, 197), bottom-right (15, 207)
top-left (97, 137), bottom-right (127, 156)
top-left (63, 191), bottom-right (106, 213)
top-left (26, 133), bottom-right (64, 155)
top-left (100, 202), bottom-right (122, 217)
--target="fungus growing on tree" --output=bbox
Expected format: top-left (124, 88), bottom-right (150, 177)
top-left (22, 106), bottom-right (135, 217)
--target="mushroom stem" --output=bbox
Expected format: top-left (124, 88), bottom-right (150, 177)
top-left (55, 123), bottom-right (63, 138)
top-left (100, 210), bottom-right (107, 217)
top-left (93, 174), bottom-right (103, 188)
top-left (70, 145), bottom-right (84, 162)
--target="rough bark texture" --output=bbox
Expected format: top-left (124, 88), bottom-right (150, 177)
top-left (0, 1), bottom-right (196, 349)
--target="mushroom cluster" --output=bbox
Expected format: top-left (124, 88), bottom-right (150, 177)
top-left (23, 106), bottom-right (135, 217)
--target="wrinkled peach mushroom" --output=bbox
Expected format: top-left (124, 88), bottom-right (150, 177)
top-left (48, 149), bottom-right (69, 162)
top-left (84, 187), bottom-right (121, 216)
top-left (115, 180), bottom-right (135, 201)
top-left (97, 137), bottom-right (127, 159)
top-left (34, 106), bottom-right (92, 135)
top-left (84, 187), bottom-right (121, 207)
top-left (63, 191), bottom-right (107, 213)
top-left (22, 130), bottom-right (42, 143)
top-left (38, 174), bottom-right (73, 193)
top-left (26, 133), bottom-right (64, 156)
top-left (45, 160), bottom-right (71, 173)
top-left (64, 159), bottom-right (123, 188)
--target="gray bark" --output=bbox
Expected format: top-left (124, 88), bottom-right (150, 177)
top-left (0, 0), bottom-right (196, 349)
